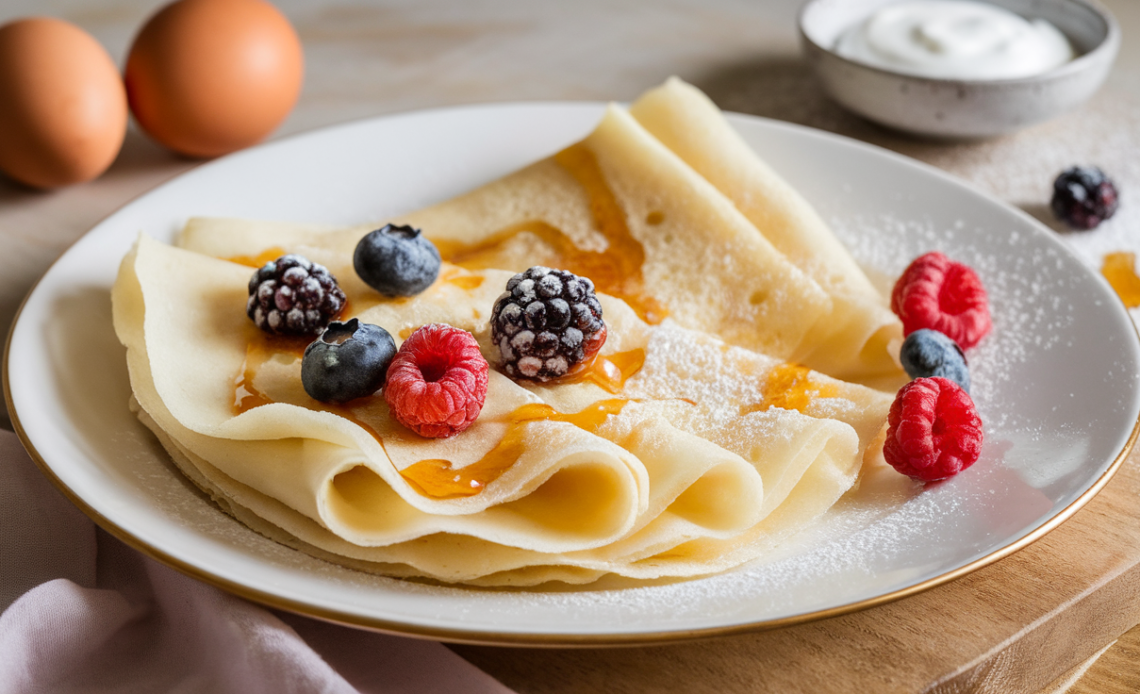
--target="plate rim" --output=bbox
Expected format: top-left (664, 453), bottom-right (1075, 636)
top-left (6, 101), bottom-right (1140, 647)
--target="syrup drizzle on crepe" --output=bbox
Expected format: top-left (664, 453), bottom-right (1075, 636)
top-left (740, 363), bottom-right (839, 415)
top-left (227, 246), bottom-right (289, 268)
top-left (233, 333), bottom-right (310, 411)
top-left (564, 348), bottom-right (645, 394)
top-left (232, 331), bottom-right (643, 499)
top-left (442, 269), bottom-right (484, 291)
top-left (233, 329), bottom-right (837, 500)
top-left (401, 399), bottom-right (629, 499)
top-left (234, 336), bottom-right (840, 505)
top-left (434, 143), bottom-right (668, 325)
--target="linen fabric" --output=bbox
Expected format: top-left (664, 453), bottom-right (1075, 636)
top-left (0, 428), bottom-right (514, 694)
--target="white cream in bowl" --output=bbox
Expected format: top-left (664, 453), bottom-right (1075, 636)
top-left (835, 0), bottom-right (1075, 80)
top-left (799, 0), bottom-right (1119, 137)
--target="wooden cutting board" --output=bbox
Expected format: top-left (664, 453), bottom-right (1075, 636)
top-left (451, 446), bottom-right (1140, 694)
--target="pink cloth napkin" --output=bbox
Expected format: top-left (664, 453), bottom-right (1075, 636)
top-left (0, 429), bottom-right (516, 694)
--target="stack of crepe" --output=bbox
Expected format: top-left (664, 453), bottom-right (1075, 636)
top-left (112, 78), bottom-right (903, 586)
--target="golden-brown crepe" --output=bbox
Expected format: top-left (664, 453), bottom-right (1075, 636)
top-left (112, 79), bottom-right (901, 586)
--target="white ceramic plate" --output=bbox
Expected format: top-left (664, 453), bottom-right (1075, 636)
top-left (7, 104), bottom-right (1139, 646)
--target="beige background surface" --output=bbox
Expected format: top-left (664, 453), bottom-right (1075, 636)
top-left (1, 0), bottom-right (1138, 691)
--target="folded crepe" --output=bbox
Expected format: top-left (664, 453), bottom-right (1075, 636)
top-left (398, 102), bottom-right (835, 365)
top-left (112, 81), bottom-right (901, 586)
top-left (115, 231), bottom-right (891, 585)
top-left (177, 81), bottom-right (902, 382)
top-left (629, 78), bottom-right (902, 382)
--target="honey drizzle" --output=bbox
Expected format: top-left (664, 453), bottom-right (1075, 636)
top-left (400, 399), bottom-right (628, 499)
top-left (740, 363), bottom-right (839, 416)
top-left (563, 348), bottom-right (646, 394)
top-left (232, 290), bottom-right (355, 415)
top-left (226, 246), bottom-right (289, 267)
top-left (446, 274), bottom-right (485, 291)
top-left (231, 340), bottom-right (630, 500)
top-left (434, 143), bottom-right (667, 325)
top-left (435, 265), bottom-right (483, 291)
top-left (233, 333), bottom-right (310, 413)
top-left (1102, 252), bottom-right (1140, 309)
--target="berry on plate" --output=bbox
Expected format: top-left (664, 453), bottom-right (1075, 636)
top-left (384, 324), bottom-right (489, 438)
top-left (891, 251), bottom-right (991, 350)
top-left (246, 254), bottom-right (346, 335)
top-left (353, 223), bottom-right (441, 297)
top-left (884, 377), bottom-right (983, 482)
top-left (491, 266), bottom-right (607, 382)
top-left (899, 328), bottom-right (970, 393)
top-left (301, 319), bottom-right (397, 403)
top-left (1051, 166), bottom-right (1119, 231)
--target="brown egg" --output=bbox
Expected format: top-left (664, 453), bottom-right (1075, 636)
top-left (125, 0), bottom-right (304, 158)
top-left (0, 18), bottom-right (128, 189)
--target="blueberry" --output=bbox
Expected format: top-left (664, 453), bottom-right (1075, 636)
top-left (899, 329), bottom-right (971, 393)
top-left (301, 319), bottom-right (397, 403)
top-left (353, 224), bottom-right (441, 297)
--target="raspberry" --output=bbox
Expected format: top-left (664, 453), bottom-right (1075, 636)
top-left (383, 324), bottom-right (489, 438)
top-left (247, 254), bottom-right (346, 336)
top-left (1051, 166), bottom-right (1119, 231)
top-left (890, 251), bottom-right (991, 350)
top-left (884, 377), bottom-right (983, 482)
top-left (491, 267), bottom-right (607, 382)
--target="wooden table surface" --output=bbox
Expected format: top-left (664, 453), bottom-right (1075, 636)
top-left (2, 0), bottom-right (1139, 691)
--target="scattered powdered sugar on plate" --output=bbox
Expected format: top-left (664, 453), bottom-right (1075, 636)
top-left (834, 212), bottom-right (1078, 433)
top-left (264, 201), bottom-right (1136, 628)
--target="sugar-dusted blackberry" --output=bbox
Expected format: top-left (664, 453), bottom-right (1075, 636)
top-left (1051, 166), bottom-right (1119, 230)
top-left (491, 267), bottom-right (607, 382)
top-left (246, 254), bottom-right (346, 336)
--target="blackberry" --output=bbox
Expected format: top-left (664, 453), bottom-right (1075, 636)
top-left (302, 319), bottom-right (397, 403)
top-left (246, 254), bottom-right (346, 336)
top-left (491, 267), bottom-right (607, 382)
top-left (899, 328), bottom-right (971, 393)
top-left (354, 224), bottom-right (441, 297)
top-left (1051, 166), bottom-right (1119, 231)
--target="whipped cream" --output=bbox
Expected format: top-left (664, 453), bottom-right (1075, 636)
top-left (835, 0), bottom-right (1075, 80)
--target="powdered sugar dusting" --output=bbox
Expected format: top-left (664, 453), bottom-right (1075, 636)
top-left (834, 212), bottom-right (1082, 433)
top-left (268, 200), bottom-right (1140, 632)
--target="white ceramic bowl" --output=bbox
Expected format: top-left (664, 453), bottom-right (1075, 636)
top-left (799, 0), bottom-right (1120, 138)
